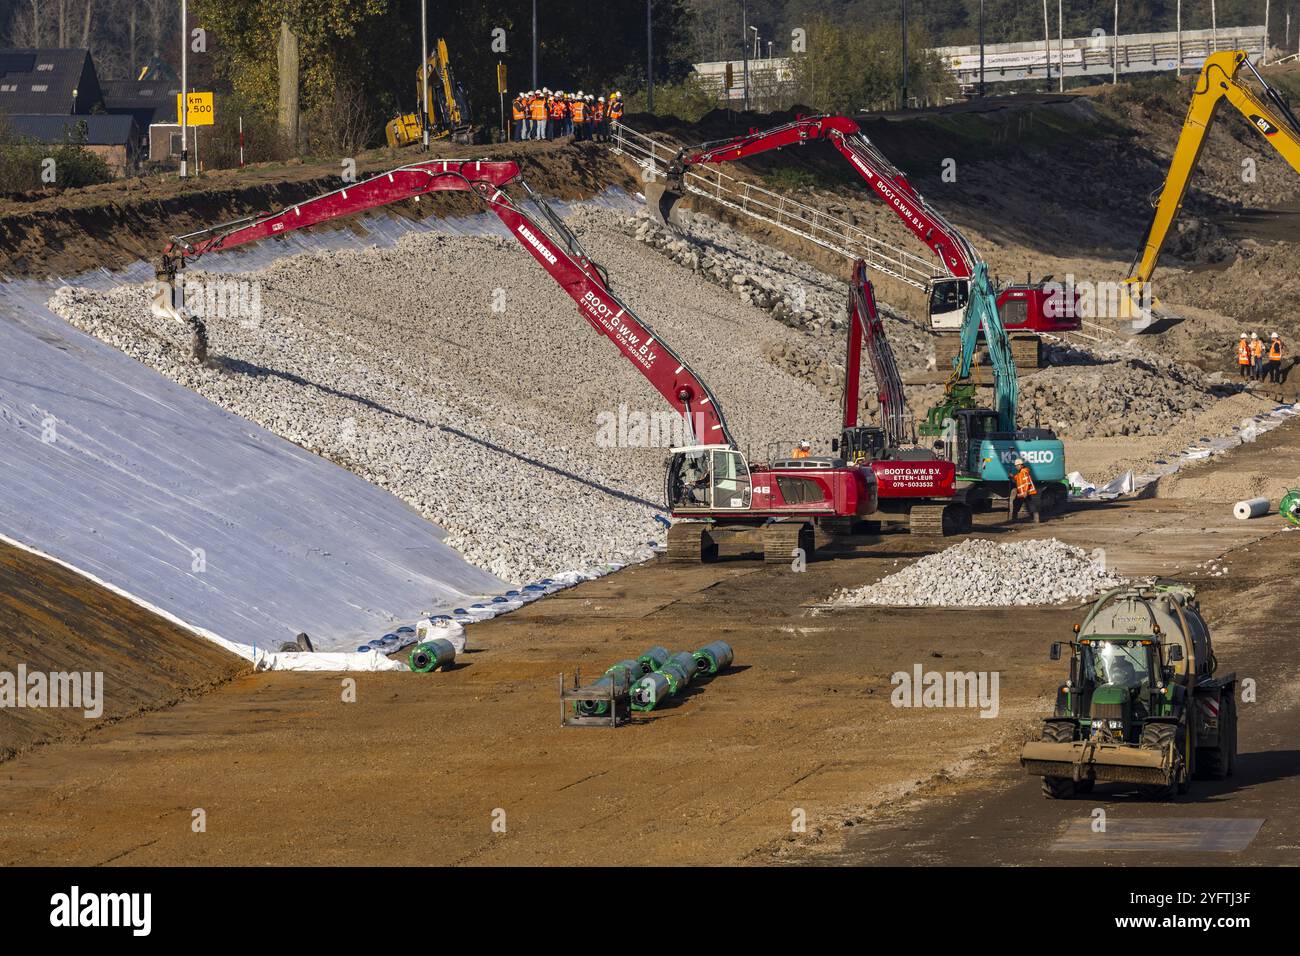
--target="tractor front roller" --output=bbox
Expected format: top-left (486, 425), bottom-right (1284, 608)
top-left (762, 521), bottom-right (814, 564)
top-left (666, 523), bottom-right (718, 563)
top-left (1039, 721), bottom-right (1080, 799)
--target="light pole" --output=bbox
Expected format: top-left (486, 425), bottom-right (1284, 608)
top-left (742, 0), bottom-right (750, 112)
top-left (1113, 0), bottom-right (1119, 86)
top-left (1058, 0), bottom-right (1064, 92)
top-left (749, 26), bottom-right (758, 61)
top-left (180, 0), bottom-right (188, 178)
top-left (901, 0), bottom-right (908, 108)
top-left (979, 0), bottom-right (985, 97)
top-left (1176, 0), bottom-right (1182, 76)
top-left (1042, 0), bottom-right (1051, 90)
top-left (421, 0), bottom-right (429, 149)
top-left (647, 0), bottom-right (654, 112)
top-left (532, 0), bottom-right (538, 89)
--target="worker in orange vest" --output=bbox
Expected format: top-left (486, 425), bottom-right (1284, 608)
top-left (594, 96), bottom-right (607, 141)
top-left (528, 91), bottom-right (548, 140)
top-left (1266, 332), bottom-right (1285, 384)
top-left (1236, 333), bottom-right (1251, 378)
top-left (549, 92), bottom-right (567, 140)
top-left (1009, 457), bottom-right (1040, 523)
top-left (1250, 332), bottom-right (1265, 380)
top-left (791, 440), bottom-right (811, 459)
top-left (608, 91), bottom-right (624, 128)
top-left (511, 93), bottom-right (526, 141)
top-left (570, 93), bottom-right (587, 141)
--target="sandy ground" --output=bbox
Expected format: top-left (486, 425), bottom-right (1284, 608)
top-left (1, 418), bottom-right (1296, 865)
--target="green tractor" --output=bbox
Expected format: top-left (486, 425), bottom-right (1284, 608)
top-left (1020, 583), bottom-right (1237, 800)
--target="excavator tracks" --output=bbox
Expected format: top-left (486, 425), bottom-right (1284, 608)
top-left (761, 521), bottom-right (814, 564)
top-left (666, 523), bottom-right (718, 563)
top-left (908, 504), bottom-right (973, 536)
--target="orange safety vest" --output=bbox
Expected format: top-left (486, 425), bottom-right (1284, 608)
top-left (1269, 339), bottom-right (1283, 361)
top-left (529, 97), bottom-right (547, 120)
top-left (595, 103), bottom-right (605, 121)
top-left (571, 100), bottom-right (585, 122)
top-left (512, 98), bottom-right (525, 121)
top-left (610, 100), bottom-right (624, 121)
top-left (1237, 340), bottom-right (1251, 364)
top-left (549, 99), bottom-right (564, 119)
top-left (1013, 466), bottom-right (1037, 498)
top-left (792, 447), bottom-right (810, 459)
top-left (1251, 339), bottom-right (1264, 358)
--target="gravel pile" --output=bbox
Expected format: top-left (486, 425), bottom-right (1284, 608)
top-left (831, 538), bottom-right (1126, 607)
top-left (621, 207), bottom-right (934, 374)
top-left (50, 206), bottom-right (840, 583)
top-left (1021, 342), bottom-right (1224, 439)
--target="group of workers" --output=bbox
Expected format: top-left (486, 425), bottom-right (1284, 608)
top-left (1236, 331), bottom-right (1286, 384)
top-left (511, 89), bottom-right (623, 143)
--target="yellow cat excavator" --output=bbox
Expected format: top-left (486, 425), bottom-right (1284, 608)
top-left (385, 38), bottom-right (476, 147)
top-left (1123, 50), bottom-right (1300, 327)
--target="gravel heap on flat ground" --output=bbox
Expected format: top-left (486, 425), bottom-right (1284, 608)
top-left (51, 205), bottom-right (840, 583)
top-left (831, 538), bottom-right (1127, 607)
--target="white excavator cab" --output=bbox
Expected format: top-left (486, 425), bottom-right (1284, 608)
top-left (666, 446), bottom-right (752, 512)
top-left (928, 277), bottom-right (969, 332)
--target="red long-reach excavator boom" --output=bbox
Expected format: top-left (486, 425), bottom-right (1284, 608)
top-left (157, 158), bottom-right (878, 562)
top-left (650, 114), bottom-right (1080, 364)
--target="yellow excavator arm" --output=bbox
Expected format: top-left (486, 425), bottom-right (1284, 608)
top-left (1124, 50), bottom-right (1300, 313)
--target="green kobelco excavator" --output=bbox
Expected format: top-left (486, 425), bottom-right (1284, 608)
top-left (1021, 583), bottom-right (1237, 800)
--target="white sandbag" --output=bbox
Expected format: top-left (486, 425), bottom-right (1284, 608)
top-left (416, 618), bottom-right (467, 654)
top-left (1233, 498), bottom-right (1270, 520)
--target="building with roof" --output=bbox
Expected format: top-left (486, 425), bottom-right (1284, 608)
top-left (0, 48), bottom-right (103, 115)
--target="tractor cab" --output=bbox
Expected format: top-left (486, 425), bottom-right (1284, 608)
top-left (666, 446), bottom-right (753, 512)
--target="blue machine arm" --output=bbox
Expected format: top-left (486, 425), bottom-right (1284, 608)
top-left (952, 262), bottom-right (1019, 432)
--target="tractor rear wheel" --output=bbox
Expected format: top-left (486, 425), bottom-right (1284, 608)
top-left (1039, 721), bottom-right (1079, 799)
top-left (1197, 694), bottom-right (1232, 781)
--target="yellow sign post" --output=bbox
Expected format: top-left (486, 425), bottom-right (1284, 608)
top-left (176, 91), bottom-right (215, 126)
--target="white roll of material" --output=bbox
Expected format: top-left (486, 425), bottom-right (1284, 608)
top-left (1233, 497), bottom-right (1270, 520)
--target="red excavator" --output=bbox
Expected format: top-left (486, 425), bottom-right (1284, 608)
top-left (156, 158), bottom-right (878, 564)
top-left (646, 114), bottom-right (1081, 367)
top-left (835, 260), bottom-right (968, 535)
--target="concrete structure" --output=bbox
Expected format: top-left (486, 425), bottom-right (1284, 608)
top-left (692, 57), bottom-right (793, 102)
top-left (935, 25), bottom-right (1267, 89)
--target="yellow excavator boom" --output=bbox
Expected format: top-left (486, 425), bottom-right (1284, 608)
top-left (1124, 50), bottom-right (1300, 314)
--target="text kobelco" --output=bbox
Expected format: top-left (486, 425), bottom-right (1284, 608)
top-left (1000, 449), bottom-right (1055, 465)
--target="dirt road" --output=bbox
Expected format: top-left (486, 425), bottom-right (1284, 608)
top-left (1, 416), bottom-right (1294, 864)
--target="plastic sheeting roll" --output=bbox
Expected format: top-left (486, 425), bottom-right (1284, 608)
top-left (1233, 497), bottom-right (1270, 520)
top-left (631, 672), bottom-right (672, 711)
top-left (692, 640), bottom-right (734, 676)
top-left (574, 668), bottom-right (633, 715)
top-left (1282, 488), bottom-right (1300, 527)
top-left (637, 646), bottom-right (670, 674)
top-left (409, 638), bottom-right (457, 673)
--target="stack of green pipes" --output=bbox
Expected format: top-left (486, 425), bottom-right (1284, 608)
top-left (629, 641), bottom-right (734, 712)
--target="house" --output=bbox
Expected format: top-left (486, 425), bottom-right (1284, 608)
top-left (0, 48), bottom-right (138, 175)
top-left (102, 78), bottom-right (182, 156)
top-left (0, 114), bottom-right (139, 175)
top-left (0, 48), bottom-right (104, 115)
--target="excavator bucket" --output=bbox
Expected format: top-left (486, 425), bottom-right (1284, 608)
top-left (1020, 738), bottom-right (1176, 787)
top-left (644, 180), bottom-right (687, 229)
top-left (1118, 280), bottom-right (1183, 335)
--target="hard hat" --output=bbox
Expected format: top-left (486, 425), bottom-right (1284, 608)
top-left (1014, 457), bottom-right (1025, 466)
top-left (1241, 333), bottom-right (1248, 339)
top-left (577, 90), bottom-right (584, 96)
top-left (1251, 332), bottom-right (1258, 338)
top-left (1272, 332), bottom-right (1279, 338)
top-left (800, 440), bottom-right (811, 448)
top-left (598, 96), bottom-right (605, 102)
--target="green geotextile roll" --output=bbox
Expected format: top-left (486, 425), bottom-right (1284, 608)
top-left (692, 640), bottom-right (734, 676)
top-left (607, 660), bottom-right (641, 683)
top-left (1282, 489), bottom-right (1300, 527)
top-left (631, 672), bottom-right (672, 711)
top-left (573, 667), bottom-right (633, 716)
top-left (637, 646), bottom-right (671, 674)
top-left (658, 659), bottom-right (692, 695)
top-left (409, 638), bottom-right (456, 672)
